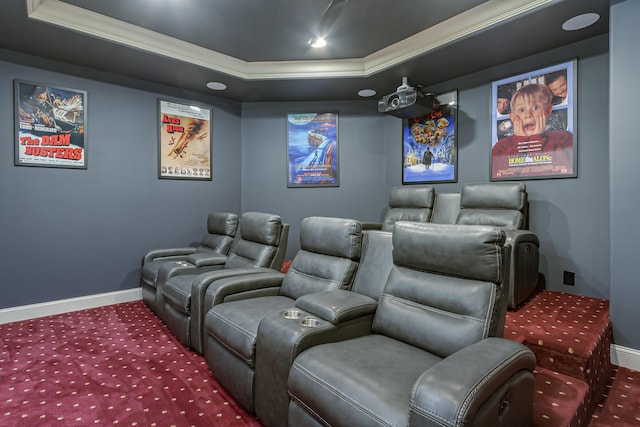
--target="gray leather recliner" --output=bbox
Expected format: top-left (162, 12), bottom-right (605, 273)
top-left (254, 229), bottom-right (394, 427)
top-left (375, 182), bottom-right (540, 309)
top-left (160, 211), bottom-right (288, 353)
top-left (455, 182), bottom-right (540, 308)
top-left (287, 222), bottom-right (536, 427)
top-left (202, 216), bottom-right (362, 412)
top-left (140, 212), bottom-right (238, 314)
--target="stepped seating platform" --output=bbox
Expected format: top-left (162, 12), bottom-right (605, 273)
top-left (505, 290), bottom-right (613, 427)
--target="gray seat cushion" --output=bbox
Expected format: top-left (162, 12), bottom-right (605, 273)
top-left (205, 295), bottom-right (295, 365)
top-left (163, 274), bottom-right (199, 313)
top-left (289, 334), bottom-right (442, 427)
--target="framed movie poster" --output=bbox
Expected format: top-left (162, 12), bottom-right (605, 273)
top-left (490, 60), bottom-right (577, 180)
top-left (15, 80), bottom-right (87, 169)
top-left (402, 90), bottom-right (458, 184)
top-left (286, 112), bottom-right (339, 187)
top-left (158, 99), bottom-right (212, 180)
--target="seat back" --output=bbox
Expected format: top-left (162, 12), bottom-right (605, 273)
top-left (373, 222), bottom-right (508, 358)
top-left (224, 211), bottom-right (288, 270)
top-left (430, 192), bottom-right (461, 224)
top-left (455, 182), bottom-right (528, 230)
top-left (280, 217), bottom-right (361, 300)
top-left (196, 212), bottom-right (239, 254)
top-left (381, 185), bottom-right (435, 231)
top-left (350, 230), bottom-right (394, 301)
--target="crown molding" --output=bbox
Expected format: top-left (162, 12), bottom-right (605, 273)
top-left (27, 0), bottom-right (553, 80)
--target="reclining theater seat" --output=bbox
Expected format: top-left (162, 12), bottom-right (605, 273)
top-left (160, 211), bottom-right (288, 353)
top-left (202, 216), bottom-right (362, 413)
top-left (140, 212), bottom-right (238, 314)
top-left (287, 222), bottom-right (536, 427)
top-left (380, 185), bottom-right (435, 231)
top-left (253, 229), bottom-right (395, 427)
top-left (455, 182), bottom-right (540, 309)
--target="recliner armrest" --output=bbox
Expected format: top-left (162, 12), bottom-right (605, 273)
top-left (184, 252), bottom-right (228, 267)
top-left (143, 247), bottom-right (196, 263)
top-left (502, 229), bottom-right (540, 309)
top-left (361, 222), bottom-right (383, 231)
top-left (409, 338), bottom-right (535, 427)
top-left (203, 271), bottom-right (286, 311)
top-left (503, 229), bottom-right (539, 247)
top-left (294, 290), bottom-right (378, 324)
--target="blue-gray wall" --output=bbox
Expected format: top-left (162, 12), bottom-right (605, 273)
top-left (240, 100), bottom-right (388, 260)
top-left (0, 59), bottom-right (243, 308)
top-left (241, 36), bottom-right (611, 304)
top-left (610, 0), bottom-right (640, 350)
top-left (1, 1), bottom-right (638, 351)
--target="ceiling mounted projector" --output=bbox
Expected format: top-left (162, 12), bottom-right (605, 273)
top-left (378, 77), bottom-right (436, 118)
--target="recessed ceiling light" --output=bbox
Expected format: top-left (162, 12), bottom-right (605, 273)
top-left (358, 89), bottom-right (376, 97)
top-left (309, 37), bottom-right (327, 48)
top-left (206, 81), bottom-right (227, 91)
top-left (562, 13), bottom-right (600, 31)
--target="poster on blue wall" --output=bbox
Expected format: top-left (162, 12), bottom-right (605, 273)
top-left (286, 112), bottom-right (339, 187)
top-left (14, 80), bottom-right (87, 169)
top-left (402, 90), bottom-right (457, 184)
top-left (490, 59), bottom-right (577, 181)
top-left (158, 98), bottom-right (212, 181)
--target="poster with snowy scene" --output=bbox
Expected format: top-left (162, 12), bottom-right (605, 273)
top-left (402, 90), bottom-right (457, 184)
top-left (286, 112), bottom-right (338, 187)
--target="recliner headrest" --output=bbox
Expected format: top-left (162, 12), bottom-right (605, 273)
top-left (300, 217), bottom-right (361, 260)
top-left (382, 185), bottom-right (435, 231)
top-left (239, 212), bottom-right (282, 245)
top-left (388, 185), bottom-right (435, 209)
top-left (459, 182), bottom-right (526, 211)
top-left (207, 212), bottom-right (239, 236)
top-left (393, 222), bottom-right (505, 283)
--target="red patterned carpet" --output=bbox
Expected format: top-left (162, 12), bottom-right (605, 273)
top-left (0, 301), bottom-right (262, 426)
top-left (1, 293), bottom-right (639, 426)
top-left (506, 290), bottom-right (640, 427)
top-left (589, 365), bottom-right (640, 426)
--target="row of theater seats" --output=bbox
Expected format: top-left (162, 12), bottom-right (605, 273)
top-left (140, 211), bottom-right (289, 353)
top-left (375, 182), bottom-right (541, 309)
top-left (140, 209), bottom-right (538, 426)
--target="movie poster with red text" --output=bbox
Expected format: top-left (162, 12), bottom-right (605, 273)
top-left (490, 60), bottom-right (577, 180)
top-left (158, 99), bottom-right (212, 180)
top-left (15, 80), bottom-right (87, 168)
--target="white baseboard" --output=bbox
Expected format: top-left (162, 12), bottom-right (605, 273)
top-left (0, 288), bottom-right (142, 324)
top-left (611, 344), bottom-right (640, 371)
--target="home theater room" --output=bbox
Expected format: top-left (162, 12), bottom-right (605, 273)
top-left (0, 0), bottom-right (638, 426)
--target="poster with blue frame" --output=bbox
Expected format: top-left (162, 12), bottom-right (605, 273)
top-left (402, 90), bottom-right (457, 184)
top-left (286, 112), bottom-right (339, 187)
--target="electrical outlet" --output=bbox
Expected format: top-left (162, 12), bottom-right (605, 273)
top-left (563, 271), bottom-right (575, 286)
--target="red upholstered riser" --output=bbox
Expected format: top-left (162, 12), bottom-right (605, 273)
top-left (533, 366), bottom-right (590, 427)
top-left (589, 366), bottom-right (640, 426)
top-left (505, 290), bottom-right (613, 423)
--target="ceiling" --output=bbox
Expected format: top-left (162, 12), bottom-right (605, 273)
top-left (0, 0), bottom-right (610, 103)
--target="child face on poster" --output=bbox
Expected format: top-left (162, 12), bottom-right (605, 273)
top-left (509, 84), bottom-right (553, 137)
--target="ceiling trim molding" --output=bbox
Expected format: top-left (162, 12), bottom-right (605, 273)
top-left (27, 0), bottom-right (553, 81)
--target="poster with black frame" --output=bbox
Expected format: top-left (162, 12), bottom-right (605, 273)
top-left (286, 112), bottom-right (339, 187)
top-left (490, 60), bottom-right (577, 180)
top-left (402, 90), bottom-right (458, 184)
top-left (158, 99), bottom-right (212, 180)
top-left (14, 80), bottom-right (87, 169)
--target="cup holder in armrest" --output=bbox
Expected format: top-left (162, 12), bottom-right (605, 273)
top-left (283, 309), bottom-right (302, 320)
top-left (300, 317), bottom-right (320, 328)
